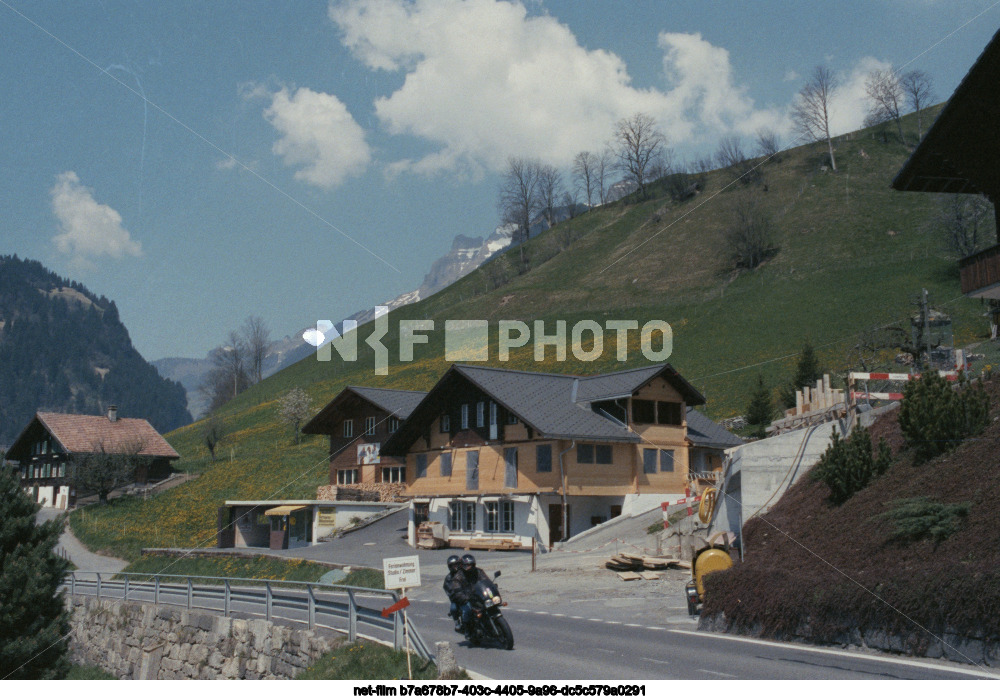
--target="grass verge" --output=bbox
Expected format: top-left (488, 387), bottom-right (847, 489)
top-left (297, 642), bottom-right (464, 680)
top-left (65, 664), bottom-right (116, 680)
top-left (117, 554), bottom-right (334, 585)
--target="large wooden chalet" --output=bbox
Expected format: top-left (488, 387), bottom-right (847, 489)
top-left (380, 363), bottom-right (742, 550)
top-left (6, 406), bottom-right (180, 509)
top-left (893, 27), bottom-right (1000, 307)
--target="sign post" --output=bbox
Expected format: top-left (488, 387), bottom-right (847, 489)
top-left (383, 556), bottom-right (421, 679)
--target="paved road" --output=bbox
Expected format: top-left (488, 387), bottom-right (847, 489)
top-left (37, 507), bottom-right (127, 574)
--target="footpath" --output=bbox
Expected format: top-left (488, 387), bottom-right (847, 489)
top-left (37, 507), bottom-right (127, 574)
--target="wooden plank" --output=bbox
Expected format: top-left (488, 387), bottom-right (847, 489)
top-left (639, 572), bottom-right (660, 580)
top-left (616, 571), bottom-right (642, 581)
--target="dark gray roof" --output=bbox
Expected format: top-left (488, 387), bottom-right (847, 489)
top-left (346, 386), bottom-right (426, 418)
top-left (685, 408), bottom-right (744, 449)
top-left (302, 385), bottom-right (427, 435)
top-left (454, 365), bottom-right (635, 442)
top-left (575, 364), bottom-right (705, 405)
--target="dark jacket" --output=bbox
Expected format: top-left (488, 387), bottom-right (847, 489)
top-left (443, 570), bottom-right (469, 606)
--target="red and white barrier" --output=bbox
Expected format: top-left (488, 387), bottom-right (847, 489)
top-left (661, 488), bottom-right (703, 529)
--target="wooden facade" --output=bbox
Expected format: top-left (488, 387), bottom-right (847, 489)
top-left (302, 387), bottom-right (424, 492)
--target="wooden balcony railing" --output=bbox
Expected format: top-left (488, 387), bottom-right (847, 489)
top-left (959, 244), bottom-right (1000, 298)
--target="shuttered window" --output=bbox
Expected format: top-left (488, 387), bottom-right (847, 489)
top-left (643, 448), bottom-right (657, 474)
top-left (504, 447), bottom-right (518, 488)
top-left (465, 450), bottom-right (479, 490)
top-left (595, 445), bottom-right (613, 464)
top-left (660, 449), bottom-right (675, 472)
top-left (440, 452), bottom-right (452, 477)
top-left (415, 454), bottom-right (428, 479)
top-left (536, 444), bottom-right (552, 472)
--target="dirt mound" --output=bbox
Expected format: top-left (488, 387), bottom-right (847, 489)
top-left (702, 376), bottom-right (1000, 655)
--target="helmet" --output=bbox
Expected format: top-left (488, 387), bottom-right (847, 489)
top-left (447, 555), bottom-right (461, 572)
top-left (461, 554), bottom-right (476, 570)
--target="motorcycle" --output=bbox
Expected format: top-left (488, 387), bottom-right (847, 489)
top-left (462, 571), bottom-right (514, 650)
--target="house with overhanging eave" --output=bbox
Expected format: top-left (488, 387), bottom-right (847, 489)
top-left (5, 406), bottom-right (180, 509)
top-left (301, 385), bottom-right (427, 500)
top-left (379, 363), bottom-right (742, 551)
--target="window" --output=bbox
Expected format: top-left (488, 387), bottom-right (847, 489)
top-left (450, 501), bottom-right (476, 532)
top-left (536, 444), bottom-right (552, 473)
top-left (595, 445), bottom-right (613, 464)
top-left (657, 401), bottom-right (683, 425)
top-left (382, 466), bottom-right (405, 483)
top-left (365, 416), bottom-right (376, 436)
top-left (504, 447), bottom-right (518, 488)
top-left (440, 452), bottom-right (452, 477)
top-left (21, 467), bottom-right (26, 480)
top-left (501, 501), bottom-right (515, 532)
top-left (343, 419), bottom-right (353, 438)
top-left (643, 448), bottom-right (657, 474)
top-left (460, 404), bottom-right (469, 430)
top-left (43, 463), bottom-right (51, 479)
top-left (577, 444), bottom-right (594, 464)
top-left (415, 454), bottom-right (428, 479)
top-left (485, 501), bottom-right (499, 532)
top-left (476, 401), bottom-right (485, 428)
top-left (57, 463), bottom-right (66, 478)
top-left (632, 399), bottom-right (655, 424)
top-left (389, 417), bottom-right (400, 433)
top-left (507, 412), bottom-right (518, 425)
top-left (465, 450), bottom-right (479, 490)
top-left (489, 402), bottom-right (497, 426)
top-left (660, 449), bottom-right (675, 472)
top-left (440, 414), bottom-right (451, 433)
top-left (337, 469), bottom-right (358, 485)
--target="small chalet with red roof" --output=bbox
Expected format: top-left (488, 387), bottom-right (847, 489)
top-left (5, 406), bottom-right (180, 509)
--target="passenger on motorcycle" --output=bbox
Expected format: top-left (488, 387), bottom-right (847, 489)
top-left (442, 555), bottom-right (465, 632)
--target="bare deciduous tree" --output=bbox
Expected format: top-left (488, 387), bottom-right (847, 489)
top-left (756, 129), bottom-right (781, 162)
top-left (715, 135), bottom-right (759, 186)
top-left (595, 148), bottom-right (613, 205)
top-left (865, 68), bottom-right (905, 144)
top-left (572, 151), bottom-right (597, 207)
top-left (241, 315), bottom-right (271, 385)
top-left (901, 69), bottom-right (934, 141)
top-left (498, 156), bottom-right (541, 270)
top-left (203, 414), bottom-right (227, 461)
top-left (612, 112), bottom-right (666, 199)
top-left (726, 191), bottom-right (775, 270)
top-left (537, 164), bottom-right (564, 230)
top-left (791, 66), bottom-right (839, 171)
top-left (278, 388), bottom-right (313, 445)
top-left (72, 437), bottom-right (149, 504)
top-left (939, 194), bottom-right (994, 258)
top-left (199, 331), bottom-right (251, 414)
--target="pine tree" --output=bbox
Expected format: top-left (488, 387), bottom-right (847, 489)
top-left (781, 340), bottom-right (822, 408)
top-left (745, 374), bottom-right (774, 437)
top-left (811, 426), bottom-right (891, 504)
top-left (0, 468), bottom-right (71, 679)
top-left (899, 371), bottom-right (990, 463)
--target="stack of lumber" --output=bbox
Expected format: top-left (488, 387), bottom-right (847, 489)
top-left (604, 553), bottom-right (691, 580)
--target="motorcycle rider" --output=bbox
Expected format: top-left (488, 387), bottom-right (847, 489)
top-left (442, 555), bottom-right (465, 632)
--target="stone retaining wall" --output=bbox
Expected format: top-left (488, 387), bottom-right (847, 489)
top-left (67, 595), bottom-right (340, 679)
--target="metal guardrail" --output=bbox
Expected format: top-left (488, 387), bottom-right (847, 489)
top-left (64, 571), bottom-right (434, 662)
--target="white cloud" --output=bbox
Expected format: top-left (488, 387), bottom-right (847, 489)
top-left (784, 69), bottom-right (800, 83)
top-left (256, 85), bottom-right (371, 188)
top-left (329, 0), bottom-right (787, 176)
top-left (51, 171), bottom-right (141, 266)
top-left (827, 56), bottom-right (893, 137)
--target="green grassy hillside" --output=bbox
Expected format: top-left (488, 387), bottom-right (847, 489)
top-left (71, 106), bottom-right (996, 560)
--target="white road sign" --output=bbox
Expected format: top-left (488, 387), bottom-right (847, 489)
top-left (383, 555), bottom-right (421, 589)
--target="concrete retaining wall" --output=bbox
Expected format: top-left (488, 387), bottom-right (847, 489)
top-left (67, 595), bottom-right (339, 679)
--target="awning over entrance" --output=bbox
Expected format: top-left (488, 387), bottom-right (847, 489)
top-left (263, 505), bottom-right (309, 516)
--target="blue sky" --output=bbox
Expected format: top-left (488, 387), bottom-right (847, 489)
top-left (2, 0), bottom-right (998, 360)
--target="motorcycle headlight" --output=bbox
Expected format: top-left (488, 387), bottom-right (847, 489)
top-left (484, 598), bottom-right (496, 608)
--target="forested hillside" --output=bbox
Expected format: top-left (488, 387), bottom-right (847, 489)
top-left (0, 255), bottom-right (192, 444)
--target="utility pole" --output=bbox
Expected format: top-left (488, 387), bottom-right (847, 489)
top-left (922, 288), bottom-right (931, 369)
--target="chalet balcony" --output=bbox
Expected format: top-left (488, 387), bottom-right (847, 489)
top-left (959, 244), bottom-right (1000, 299)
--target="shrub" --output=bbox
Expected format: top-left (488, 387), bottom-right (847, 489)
top-left (875, 497), bottom-right (970, 545)
top-left (811, 426), bottom-right (891, 505)
top-left (898, 371), bottom-right (989, 463)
